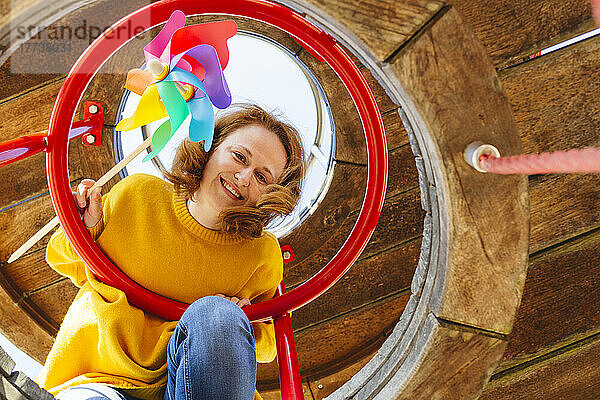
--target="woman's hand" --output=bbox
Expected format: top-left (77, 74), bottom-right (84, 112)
top-left (74, 179), bottom-right (103, 228)
top-left (214, 294), bottom-right (251, 308)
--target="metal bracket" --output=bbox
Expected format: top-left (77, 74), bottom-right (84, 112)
top-left (82, 101), bottom-right (104, 147)
top-left (280, 244), bottom-right (296, 264)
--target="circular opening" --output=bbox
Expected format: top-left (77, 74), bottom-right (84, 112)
top-left (115, 31), bottom-right (336, 238)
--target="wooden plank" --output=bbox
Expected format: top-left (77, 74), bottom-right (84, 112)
top-left (481, 334), bottom-right (600, 400)
top-left (357, 66), bottom-right (400, 116)
top-left (386, 144), bottom-right (419, 197)
top-left (0, 153), bottom-right (48, 210)
top-left (2, 249), bottom-right (63, 294)
top-left (284, 211), bottom-right (358, 288)
top-left (296, 46), bottom-right (402, 165)
top-left (257, 292), bottom-right (410, 388)
top-left (358, 189), bottom-right (425, 259)
top-left (390, 318), bottom-right (507, 400)
top-left (499, 35), bottom-right (600, 155)
top-left (296, 49), bottom-right (367, 164)
top-left (0, 193), bottom-right (57, 262)
top-left (449, 0), bottom-right (594, 68)
top-left (281, 162), bottom-right (365, 286)
top-left (384, 108), bottom-right (410, 151)
top-left (0, 79), bottom-right (62, 141)
top-left (284, 139), bottom-right (421, 287)
top-left (0, 76), bottom-right (111, 208)
top-left (529, 174), bottom-right (600, 254)
top-left (0, 141), bottom-right (81, 211)
top-left (0, 0), bottom-right (149, 101)
top-left (26, 278), bottom-right (77, 328)
top-left (0, 276), bottom-right (54, 364)
top-left (297, 0), bottom-right (444, 61)
top-left (259, 382), bottom-right (313, 400)
top-left (287, 188), bottom-right (424, 289)
top-left (497, 228), bottom-right (600, 371)
top-left (309, 352), bottom-right (375, 399)
top-left (291, 239), bottom-right (419, 331)
top-left (389, 6), bottom-right (529, 334)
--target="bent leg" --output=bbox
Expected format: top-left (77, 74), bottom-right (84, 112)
top-left (55, 383), bottom-right (129, 400)
top-left (163, 296), bottom-right (257, 400)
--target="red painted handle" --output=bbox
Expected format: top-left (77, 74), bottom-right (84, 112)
top-left (0, 132), bottom-right (47, 168)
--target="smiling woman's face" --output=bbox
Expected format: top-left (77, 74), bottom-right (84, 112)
top-left (188, 124), bottom-right (288, 229)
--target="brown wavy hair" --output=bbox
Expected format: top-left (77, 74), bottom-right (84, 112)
top-left (164, 103), bottom-right (305, 238)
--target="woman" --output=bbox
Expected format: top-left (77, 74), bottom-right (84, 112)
top-left (37, 104), bottom-right (305, 400)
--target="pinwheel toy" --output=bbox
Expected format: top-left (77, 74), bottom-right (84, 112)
top-left (115, 10), bottom-right (236, 160)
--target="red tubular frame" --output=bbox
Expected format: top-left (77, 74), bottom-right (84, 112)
top-left (0, 106), bottom-right (102, 168)
top-left (273, 282), bottom-right (304, 399)
top-left (0, 132), bottom-right (47, 167)
top-left (46, 0), bottom-right (387, 322)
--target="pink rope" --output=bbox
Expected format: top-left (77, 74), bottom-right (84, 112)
top-left (478, 0), bottom-right (600, 176)
top-left (479, 148), bottom-right (600, 175)
top-left (593, 0), bottom-right (600, 28)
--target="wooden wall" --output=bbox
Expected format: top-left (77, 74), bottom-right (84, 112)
top-left (473, 5), bottom-right (600, 399)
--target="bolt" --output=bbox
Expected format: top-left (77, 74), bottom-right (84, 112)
top-left (85, 135), bottom-right (96, 144)
top-left (88, 104), bottom-right (99, 114)
top-left (318, 384), bottom-right (323, 390)
top-left (283, 251), bottom-right (291, 260)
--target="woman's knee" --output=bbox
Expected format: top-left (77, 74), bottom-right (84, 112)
top-left (181, 296), bottom-right (253, 338)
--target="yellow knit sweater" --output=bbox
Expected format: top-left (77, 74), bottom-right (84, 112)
top-left (37, 174), bottom-right (283, 400)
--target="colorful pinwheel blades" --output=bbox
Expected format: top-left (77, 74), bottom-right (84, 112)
top-left (115, 10), bottom-right (236, 160)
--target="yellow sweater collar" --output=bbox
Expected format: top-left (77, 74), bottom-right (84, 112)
top-left (172, 192), bottom-right (244, 244)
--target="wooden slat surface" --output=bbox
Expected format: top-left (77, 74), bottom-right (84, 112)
top-left (384, 109), bottom-right (410, 151)
top-left (481, 334), bottom-right (600, 400)
top-left (281, 163), bottom-right (366, 284)
top-left (0, 194), bottom-right (56, 262)
top-left (477, 30), bottom-right (600, 397)
top-left (0, 0), bottom-right (149, 101)
top-left (0, 275), bottom-right (54, 364)
top-left (286, 188), bottom-right (424, 289)
top-left (292, 239), bottom-right (418, 331)
top-left (499, 35), bottom-right (600, 155)
top-left (296, 49), bottom-right (367, 164)
top-left (393, 319), bottom-right (507, 400)
top-left (495, 227), bottom-right (600, 371)
top-left (389, 5), bottom-right (529, 335)
top-left (2, 249), bottom-right (63, 293)
top-left (257, 292), bottom-right (410, 388)
top-left (26, 278), bottom-right (77, 328)
top-left (449, 0), bottom-right (594, 68)
top-left (308, 352), bottom-right (374, 399)
top-left (297, 0), bottom-right (444, 61)
top-left (529, 173), bottom-right (600, 254)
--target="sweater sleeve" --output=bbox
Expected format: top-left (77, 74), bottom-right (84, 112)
top-left (45, 188), bottom-right (112, 287)
top-left (244, 234), bottom-right (284, 364)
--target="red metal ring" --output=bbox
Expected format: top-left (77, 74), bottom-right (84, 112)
top-left (47, 0), bottom-right (388, 321)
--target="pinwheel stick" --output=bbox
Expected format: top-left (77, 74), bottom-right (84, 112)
top-left (7, 135), bottom-right (154, 264)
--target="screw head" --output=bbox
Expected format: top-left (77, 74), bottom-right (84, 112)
top-left (318, 384), bottom-right (323, 390)
top-left (85, 135), bottom-right (96, 144)
top-left (283, 250), bottom-right (291, 260)
top-left (88, 104), bottom-right (99, 114)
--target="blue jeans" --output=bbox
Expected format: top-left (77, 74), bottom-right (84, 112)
top-left (56, 296), bottom-right (257, 400)
top-left (163, 296), bottom-right (257, 400)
